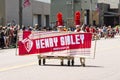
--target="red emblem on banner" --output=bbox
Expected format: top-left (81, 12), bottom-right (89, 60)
top-left (22, 38), bottom-right (33, 53)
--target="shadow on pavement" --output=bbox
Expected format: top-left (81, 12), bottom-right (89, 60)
top-left (40, 64), bottom-right (103, 68)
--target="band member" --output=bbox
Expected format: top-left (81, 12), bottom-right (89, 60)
top-left (74, 25), bottom-right (85, 67)
top-left (56, 12), bottom-right (65, 65)
top-left (74, 11), bottom-right (85, 67)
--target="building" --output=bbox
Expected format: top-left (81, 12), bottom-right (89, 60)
top-left (98, 0), bottom-right (119, 8)
top-left (97, 0), bottom-right (120, 26)
top-left (0, 0), bottom-right (5, 26)
top-left (50, 0), bottom-right (98, 27)
top-left (0, 0), bottom-right (50, 28)
top-left (98, 3), bottom-right (120, 26)
top-left (51, 0), bottom-right (120, 27)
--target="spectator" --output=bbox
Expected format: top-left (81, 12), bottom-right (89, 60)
top-left (116, 26), bottom-right (119, 35)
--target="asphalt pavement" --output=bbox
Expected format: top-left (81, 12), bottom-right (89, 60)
top-left (0, 36), bottom-right (120, 80)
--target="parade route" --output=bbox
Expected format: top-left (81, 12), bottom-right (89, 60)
top-left (0, 36), bottom-right (120, 80)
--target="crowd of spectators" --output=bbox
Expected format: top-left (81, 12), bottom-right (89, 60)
top-left (0, 23), bottom-right (119, 49)
top-left (0, 25), bottom-right (18, 49)
top-left (0, 24), bottom-right (53, 49)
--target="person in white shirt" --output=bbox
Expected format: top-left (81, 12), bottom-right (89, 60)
top-left (74, 25), bottom-right (85, 67)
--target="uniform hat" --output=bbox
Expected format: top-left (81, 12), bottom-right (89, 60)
top-left (74, 11), bottom-right (81, 28)
top-left (56, 12), bottom-right (64, 27)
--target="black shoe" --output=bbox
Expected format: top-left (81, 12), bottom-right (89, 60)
top-left (82, 63), bottom-right (85, 67)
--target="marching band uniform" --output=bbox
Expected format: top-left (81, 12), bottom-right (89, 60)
top-left (74, 25), bottom-right (85, 67)
top-left (56, 12), bottom-right (65, 65)
top-left (74, 11), bottom-right (85, 67)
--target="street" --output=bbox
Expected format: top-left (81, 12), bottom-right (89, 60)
top-left (0, 36), bottom-right (120, 80)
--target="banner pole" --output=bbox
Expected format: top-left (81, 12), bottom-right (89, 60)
top-left (93, 34), bottom-right (97, 59)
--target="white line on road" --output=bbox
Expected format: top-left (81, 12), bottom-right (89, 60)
top-left (0, 43), bottom-right (120, 72)
top-left (0, 62), bottom-right (37, 72)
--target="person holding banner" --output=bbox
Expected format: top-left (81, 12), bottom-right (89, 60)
top-left (74, 11), bottom-right (85, 67)
top-left (56, 12), bottom-right (65, 65)
top-left (57, 25), bottom-right (66, 65)
top-left (74, 25), bottom-right (86, 67)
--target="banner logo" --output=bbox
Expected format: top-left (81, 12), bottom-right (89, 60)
top-left (22, 38), bottom-right (33, 52)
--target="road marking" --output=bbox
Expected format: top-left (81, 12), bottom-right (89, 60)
top-left (0, 41), bottom-right (120, 72)
top-left (0, 62), bottom-right (37, 72)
